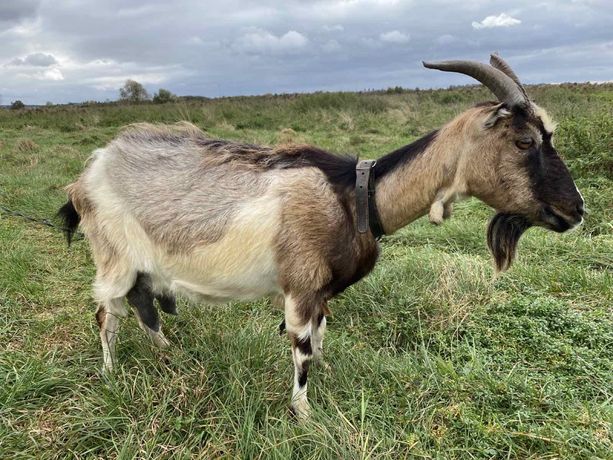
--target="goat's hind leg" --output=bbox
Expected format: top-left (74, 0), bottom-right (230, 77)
top-left (126, 272), bottom-right (170, 348)
top-left (156, 293), bottom-right (177, 315)
top-left (96, 297), bottom-right (127, 373)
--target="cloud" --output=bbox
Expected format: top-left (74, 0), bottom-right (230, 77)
top-left (323, 24), bottom-right (344, 32)
top-left (436, 34), bottom-right (457, 45)
top-left (41, 68), bottom-right (63, 80)
top-left (322, 39), bottom-right (341, 53)
top-left (379, 30), bottom-right (410, 44)
top-left (9, 52), bottom-right (58, 67)
top-left (234, 29), bottom-right (308, 54)
top-left (472, 13), bottom-right (521, 30)
top-left (0, 0), bottom-right (40, 23)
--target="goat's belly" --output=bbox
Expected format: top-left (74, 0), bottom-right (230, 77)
top-left (162, 243), bottom-right (280, 302)
top-left (156, 197), bottom-right (282, 302)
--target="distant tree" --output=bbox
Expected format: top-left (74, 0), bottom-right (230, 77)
top-left (10, 100), bottom-right (25, 110)
top-left (119, 79), bottom-right (150, 102)
top-left (45, 101), bottom-right (54, 106)
top-left (153, 88), bottom-right (177, 104)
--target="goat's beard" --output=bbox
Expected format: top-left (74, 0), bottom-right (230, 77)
top-left (487, 213), bottom-right (532, 272)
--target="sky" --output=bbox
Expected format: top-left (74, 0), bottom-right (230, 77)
top-left (1, 0), bottom-right (612, 104)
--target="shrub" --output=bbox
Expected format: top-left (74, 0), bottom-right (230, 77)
top-left (10, 100), bottom-right (25, 110)
top-left (386, 86), bottom-right (405, 94)
top-left (153, 88), bottom-right (177, 104)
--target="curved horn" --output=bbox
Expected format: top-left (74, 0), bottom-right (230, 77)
top-left (422, 59), bottom-right (526, 107)
top-left (489, 53), bottom-right (529, 100)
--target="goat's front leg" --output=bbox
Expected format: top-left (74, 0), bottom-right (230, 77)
top-left (311, 311), bottom-right (327, 364)
top-left (284, 294), bottom-right (314, 419)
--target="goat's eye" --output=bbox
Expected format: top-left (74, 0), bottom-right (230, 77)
top-left (516, 138), bottom-right (534, 150)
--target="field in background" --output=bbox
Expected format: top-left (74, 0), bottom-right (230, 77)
top-left (0, 84), bottom-right (611, 459)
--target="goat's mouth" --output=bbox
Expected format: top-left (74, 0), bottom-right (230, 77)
top-left (487, 213), bottom-right (532, 272)
top-left (538, 205), bottom-right (583, 233)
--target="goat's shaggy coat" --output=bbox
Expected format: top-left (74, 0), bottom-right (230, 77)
top-left (61, 56), bottom-right (584, 418)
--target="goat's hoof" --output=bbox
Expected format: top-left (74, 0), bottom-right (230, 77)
top-left (152, 331), bottom-right (171, 349)
top-left (100, 364), bottom-right (114, 377)
top-left (290, 400), bottom-right (311, 421)
top-left (313, 355), bottom-right (331, 371)
top-left (429, 200), bottom-right (445, 224)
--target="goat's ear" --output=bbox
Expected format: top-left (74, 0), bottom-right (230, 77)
top-left (483, 103), bottom-right (512, 129)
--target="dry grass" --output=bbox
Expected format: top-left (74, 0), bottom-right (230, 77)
top-left (14, 138), bottom-right (40, 153)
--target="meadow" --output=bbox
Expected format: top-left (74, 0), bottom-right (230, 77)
top-left (0, 84), bottom-right (611, 459)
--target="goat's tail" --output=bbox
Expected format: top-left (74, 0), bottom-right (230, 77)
top-left (57, 199), bottom-right (81, 246)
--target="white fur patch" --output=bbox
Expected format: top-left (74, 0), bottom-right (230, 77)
top-left (533, 104), bottom-right (557, 133)
top-left (164, 192), bottom-right (282, 301)
top-left (284, 295), bottom-right (313, 338)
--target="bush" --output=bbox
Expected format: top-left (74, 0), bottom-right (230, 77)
top-left (10, 100), bottom-right (25, 110)
top-left (153, 88), bottom-right (177, 104)
top-left (386, 86), bottom-right (405, 94)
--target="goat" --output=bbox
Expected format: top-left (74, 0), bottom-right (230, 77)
top-left (58, 54), bottom-right (584, 418)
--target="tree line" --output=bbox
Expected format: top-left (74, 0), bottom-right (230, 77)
top-left (119, 79), bottom-right (177, 104)
top-left (6, 79), bottom-right (176, 109)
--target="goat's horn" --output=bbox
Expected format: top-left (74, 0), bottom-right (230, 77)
top-left (422, 59), bottom-right (526, 107)
top-left (489, 53), bottom-right (529, 100)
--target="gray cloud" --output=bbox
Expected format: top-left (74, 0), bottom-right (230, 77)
top-left (9, 52), bottom-right (58, 67)
top-left (0, 0), bottom-right (611, 104)
top-left (0, 0), bottom-right (40, 23)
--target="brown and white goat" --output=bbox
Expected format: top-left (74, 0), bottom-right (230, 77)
top-left (59, 55), bottom-right (584, 418)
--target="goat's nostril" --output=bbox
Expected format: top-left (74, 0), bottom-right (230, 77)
top-left (577, 204), bottom-right (585, 216)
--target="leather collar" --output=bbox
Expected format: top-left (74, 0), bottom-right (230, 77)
top-left (355, 160), bottom-right (385, 240)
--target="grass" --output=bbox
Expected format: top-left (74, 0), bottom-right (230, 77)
top-left (0, 84), bottom-right (612, 459)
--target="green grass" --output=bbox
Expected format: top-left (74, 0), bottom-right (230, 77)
top-left (1, 84), bottom-right (612, 459)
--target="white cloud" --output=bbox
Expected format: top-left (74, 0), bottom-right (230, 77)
top-left (42, 68), bottom-right (64, 80)
top-left (472, 13), bottom-right (521, 30)
top-left (379, 30), bottom-right (410, 44)
top-left (234, 29), bottom-right (308, 54)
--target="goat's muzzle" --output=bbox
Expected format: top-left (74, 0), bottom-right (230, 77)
top-left (539, 204), bottom-right (584, 233)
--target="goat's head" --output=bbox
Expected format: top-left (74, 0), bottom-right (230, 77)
top-left (424, 54), bottom-right (584, 271)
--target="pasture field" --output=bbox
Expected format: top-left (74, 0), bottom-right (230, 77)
top-left (0, 84), bottom-right (611, 459)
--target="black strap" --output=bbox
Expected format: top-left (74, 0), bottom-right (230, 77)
top-left (355, 160), bottom-right (385, 239)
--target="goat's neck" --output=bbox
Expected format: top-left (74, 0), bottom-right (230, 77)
top-left (375, 131), bottom-right (464, 234)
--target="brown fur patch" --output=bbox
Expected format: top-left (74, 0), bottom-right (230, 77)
top-left (95, 307), bottom-right (106, 329)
